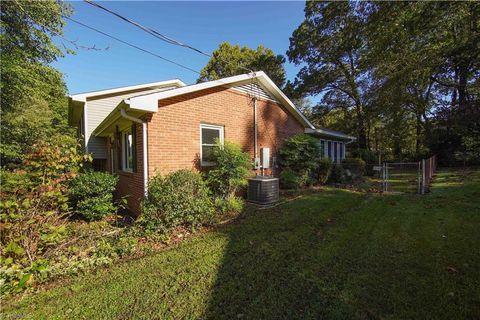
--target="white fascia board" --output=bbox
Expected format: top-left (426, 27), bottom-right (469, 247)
top-left (254, 71), bottom-right (315, 129)
top-left (69, 79), bottom-right (186, 102)
top-left (305, 127), bottom-right (356, 141)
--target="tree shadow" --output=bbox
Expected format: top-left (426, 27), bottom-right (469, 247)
top-left (201, 170), bottom-right (480, 319)
top-left (203, 189), bottom-right (365, 319)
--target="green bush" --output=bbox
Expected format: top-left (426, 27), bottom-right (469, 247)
top-left (317, 159), bottom-right (333, 184)
top-left (280, 168), bottom-right (308, 189)
top-left (342, 158), bottom-right (366, 181)
top-left (69, 171), bottom-right (118, 221)
top-left (279, 134), bottom-right (319, 174)
top-left (353, 148), bottom-right (377, 164)
top-left (329, 165), bottom-right (347, 184)
top-left (0, 139), bottom-right (92, 295)
top-left (206, 140), bottom-right (251, 199)
top-left (214, 196), bottom-right (244, 215)
top-left (279, 134), bottom-right (319, 188)
top-left (141, 170), bottom-right (214, 232)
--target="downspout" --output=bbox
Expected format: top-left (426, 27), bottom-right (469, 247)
top-left (253, 97), bottom-right (258, 167)
top-left (120, 108), bottom-right (148, 196)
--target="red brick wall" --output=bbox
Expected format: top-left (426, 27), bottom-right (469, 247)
top-left (147, 86), bottom-right (304, 178)
top-left (115, 86), bottom-right (305, 215)
top-left (114, 124), bottom-right (145, 216)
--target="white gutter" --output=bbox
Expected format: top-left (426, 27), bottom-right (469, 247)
top-left (120, 108), bottom-right (148, 196)
top-left (84, 103), bottom-right (89, 153)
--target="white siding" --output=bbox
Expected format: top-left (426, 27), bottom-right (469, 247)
top-left (85, 87), bottom-right (176, 159)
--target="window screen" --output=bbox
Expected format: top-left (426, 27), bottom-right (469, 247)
top-left (200, 124), bottom-right (224, 165)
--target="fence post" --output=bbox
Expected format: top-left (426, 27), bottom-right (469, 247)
top-left (421, 159), bottom-right (426, 194)
top-left (382, 162), bottom-right (385, 192)
top-left (417, 161), bottom-right (421, 194)
top-left (382, 162), bottom-right (388, 192)
top-left (385, 162), bottom-right (389, 192)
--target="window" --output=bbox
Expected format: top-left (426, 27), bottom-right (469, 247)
top-left (339, 142), bottom-right (344, 160)
top-left (319, 140), bottom-right (326, 159)
top-left (200, 124), bottom-right (224, 166)
top-left (333, 142), bottom-right (338, 163)
top-left (122, 126), bottom-right (136, 172)
top-left (327, 141), bottom-right (332, 161)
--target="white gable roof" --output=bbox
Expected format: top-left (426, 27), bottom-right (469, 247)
top-left (123, 71), bottom-right (315, 129)
top-left (70, 79), bottom-right (186, 102)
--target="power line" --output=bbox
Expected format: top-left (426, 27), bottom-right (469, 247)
top-left (64, 16), bottom-right (201, 75)
top-left (84, 0), bottom-right (211, 58)
top-left (12, 0), bottom-right (106, 52)
top-left (83, 0), bottom-right (254, 75)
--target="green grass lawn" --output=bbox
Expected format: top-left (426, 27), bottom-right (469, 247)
top-left (3, 168), bottom-right (480, 319)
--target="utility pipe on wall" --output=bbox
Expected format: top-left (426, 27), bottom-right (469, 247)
top-left (253, 97), bottom-right (258, 168)
top-left (120, 108), bottom-right (148, 196)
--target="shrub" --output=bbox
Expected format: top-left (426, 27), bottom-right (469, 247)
top-left (329, 165), bottom-right (346, 184)
top-left (206, 140), bottom-right (251, 199)
top-left (278, 134), bottom-right (319, 188)
top-left (214, 196), bottom-right (244, 215)
top-left (141, 170), bottom-right (214, 232)
top-left (317, 159), bottom-right (333, 184)
top-left (353, 148), bottom-right (377, 164)
top-left (279, 134), bottom-right (319, 174)
top-left (69, 171), bottom-right (118, 221)
top-left (0, 138), bottom-right (91, 295)
top-left (342, 158), bottom-right (366, 181)
top-left (280, 168), bottom-right (308, 189)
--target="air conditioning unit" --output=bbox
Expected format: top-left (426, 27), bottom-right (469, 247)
top-left (247, 176), bottom-right (279, 206)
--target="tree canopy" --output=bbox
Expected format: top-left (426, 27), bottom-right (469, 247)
top-left (198, 42), bottom-right (287, 88)
top-left (288, 1), bottom-right (479, 164)
top-left (0, 0), bottom-right (74, 166)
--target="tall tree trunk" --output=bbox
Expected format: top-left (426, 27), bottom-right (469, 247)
top-left (458, 64), bottom-right (468, 110)
top-left (355, 103), bottom-right (368, 149)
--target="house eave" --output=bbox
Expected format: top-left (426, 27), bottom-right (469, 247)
top-left (68, 97), bottom-right (86, 126)
top-left (92, 100), bottom-right (151, 137)
top-left (305, 127), bottom-right (356, 142)
top-left (69, 79), bottom-right (186, 102)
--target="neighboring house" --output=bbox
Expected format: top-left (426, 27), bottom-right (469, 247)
top-left (69, 71), bottom-right (355, 215)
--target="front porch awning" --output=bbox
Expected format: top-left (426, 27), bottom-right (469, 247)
top-left (305, 127), bottom-right (356, 142)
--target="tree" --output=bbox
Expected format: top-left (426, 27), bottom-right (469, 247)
top-left (198, 42), bottom-right (287, 88)
top-left (287, 2), bottom-right (371, 149)
top-left (365, 2), bottom-right (480, 162)
top-left (0, 0), bottom-right (74, 165)
top-left (288, 1), bottom-right (479, 163)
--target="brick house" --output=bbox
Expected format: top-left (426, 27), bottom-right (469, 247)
top-left (69, 72), bottom-right (355, 215)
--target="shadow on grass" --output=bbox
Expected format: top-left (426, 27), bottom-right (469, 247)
top-left (203, 188), bottom-right (365, 319)
top-left (203, 169), bottom-right (480, 319)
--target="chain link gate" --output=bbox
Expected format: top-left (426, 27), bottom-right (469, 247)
top-left (380, 155), bottom-right (437, 194)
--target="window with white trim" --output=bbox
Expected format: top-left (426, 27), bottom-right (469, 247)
top-left (122, 127), bottom-right (134, 172)
top-left (319, 140), bottom-right (326, 159)
top-left (200, 124), bottom-right (224, 166)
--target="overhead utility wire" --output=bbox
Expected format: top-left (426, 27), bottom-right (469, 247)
top-left (64, 16), bottom-right (201, 75)
top-left (84, 0), bottom-right (210, 57)
top-left (64, 17), bottom-right (234, 87)
top-left (12, 0), bottom-right (106, 51)
top-left (83, 0), bottom-right (254, 75)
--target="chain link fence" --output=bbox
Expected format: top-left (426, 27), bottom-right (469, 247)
top-left (376, 155), bottom-right (437, 194)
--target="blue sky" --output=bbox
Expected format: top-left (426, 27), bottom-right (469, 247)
top-left (54, 1), bottom-right (308, 95)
